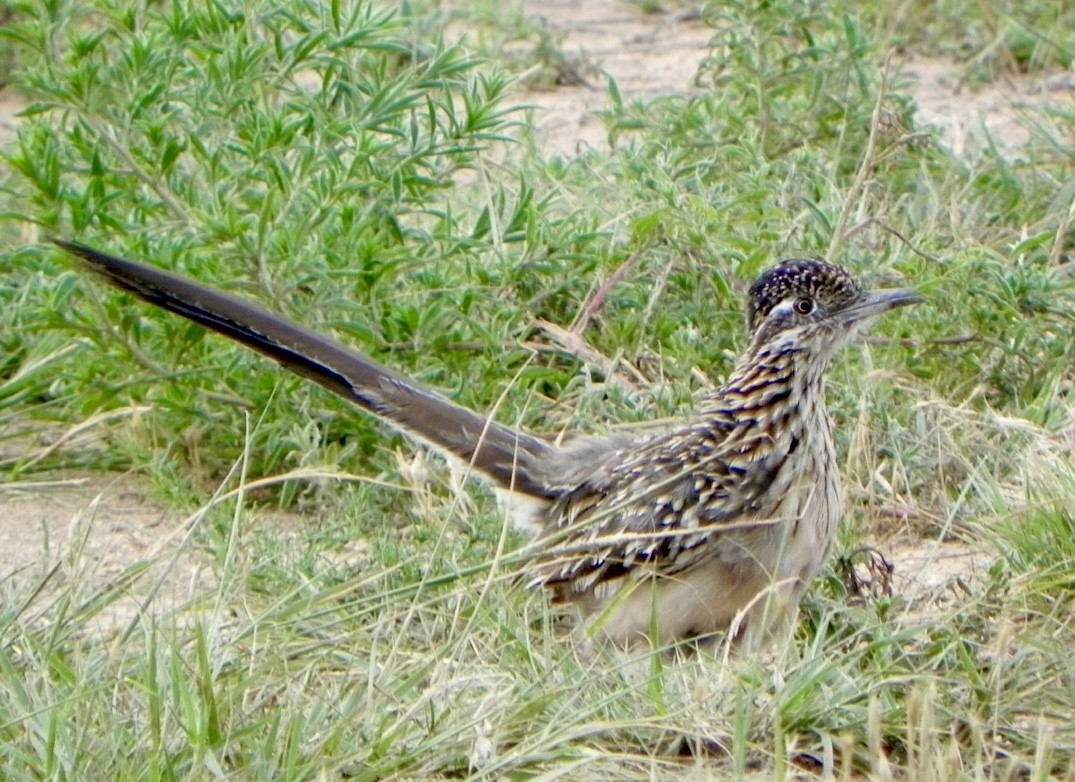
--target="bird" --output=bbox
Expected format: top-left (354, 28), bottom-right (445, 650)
top-left (53, 240), bottom-right (923, 651)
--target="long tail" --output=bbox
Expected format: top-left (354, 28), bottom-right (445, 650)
top-left (54, 240), bottom-right (553, 498)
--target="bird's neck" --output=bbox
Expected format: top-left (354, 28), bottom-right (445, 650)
top-left (699, 341), bottom-right (833, 453)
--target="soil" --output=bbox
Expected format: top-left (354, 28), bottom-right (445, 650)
top-left (2, 0), bottom-right (1068, 634)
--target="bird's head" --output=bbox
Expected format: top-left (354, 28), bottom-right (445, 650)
top-left (745, 259), bottom-right (923, 356)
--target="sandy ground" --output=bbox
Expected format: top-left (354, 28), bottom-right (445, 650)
top-left (2, 0), bottom-right (1069, 634)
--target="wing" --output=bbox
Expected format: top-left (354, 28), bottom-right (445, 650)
top-left (527, 409), bottom-right (781, 592)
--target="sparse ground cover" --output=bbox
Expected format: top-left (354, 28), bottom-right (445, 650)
top-left (1, 0), bottom-right (1075, 778)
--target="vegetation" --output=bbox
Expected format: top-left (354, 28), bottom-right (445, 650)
top-left (1, 0), bottom-right (1074, 778)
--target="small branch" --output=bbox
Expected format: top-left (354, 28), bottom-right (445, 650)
top-left (828, 51), bottom-right (894, 260)
top-left (526, 242), bottom-right (655, 390)
top-left (529, 320), bottom-right (647, 389)
top-left (865, 333), bottom-right (1012, 352)
top-left (84, 116), bottom-right (194, 225)
top-left (843, 218), bottom-right (941, 264)
top-left (570, 244), bottom-right (649, 334)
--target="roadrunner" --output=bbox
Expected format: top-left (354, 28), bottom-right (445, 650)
top-left (55, 240), bottom-right (922, 649)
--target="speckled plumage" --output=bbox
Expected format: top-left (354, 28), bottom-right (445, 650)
top-left (56, 243), bottom-right (922, 650)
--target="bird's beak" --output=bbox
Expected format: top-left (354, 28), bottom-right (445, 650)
top-left (839, 287), bottom-right (925, 324)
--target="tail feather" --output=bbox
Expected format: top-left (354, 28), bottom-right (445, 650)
top-left (54, 240), bottom-right (553, 498)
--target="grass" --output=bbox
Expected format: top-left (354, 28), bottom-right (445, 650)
top-left (2, 0), bottom-right (1075, 777)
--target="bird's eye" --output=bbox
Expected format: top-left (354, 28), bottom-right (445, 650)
top-left (793, 296), bottom-right (814, 315)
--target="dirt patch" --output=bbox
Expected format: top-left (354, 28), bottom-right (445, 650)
top-left (885, 536), bottom-right (988, 615)
top-left (0, 2), bottom-right (1064, 627)
top-left (0, 472), bottom-right (213, 638)
top-left (498, 1), bottom-right (712, 158)
top-left (897, 53), bottom-right (1075, 156)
